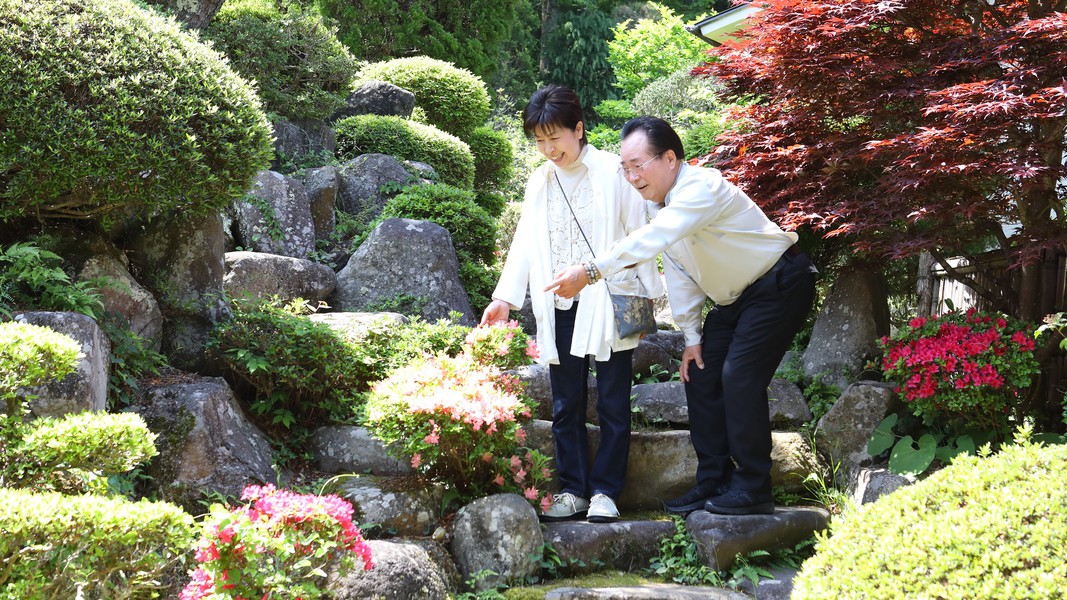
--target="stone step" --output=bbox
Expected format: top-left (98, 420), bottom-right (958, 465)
top-left (544, 582), bottom-right (749, 599)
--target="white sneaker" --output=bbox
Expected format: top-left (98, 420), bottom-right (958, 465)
top-left (587, 493), bottom-right (620, 523)
top-left (540, 492), bottom-right (589, 521)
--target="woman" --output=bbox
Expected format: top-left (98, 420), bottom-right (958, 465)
top-left (481, 86), bottom-right (662, 523)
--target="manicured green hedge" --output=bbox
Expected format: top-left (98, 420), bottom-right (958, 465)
top-left (203, 0), bottom-right (358, 120)
top-left (0, 0), bottom-right (272, 223)
top-left (0, 488), bottom-right (196, 598)
top-left (379, 184), bottom-right (496, 266)
top-left (792, 436), bottom-right (1067, 599)
top-left (467, 126), bottom-right (514, 200)
top-left (334, 115), bottom-right (475, 189)
top-left (357, 56), bottom-right (490, 138)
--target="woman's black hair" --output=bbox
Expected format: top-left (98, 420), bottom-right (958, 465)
top-left (522, 85), bottom-right (586, 144)
top-left (621, 116), bottom-right (684, 160)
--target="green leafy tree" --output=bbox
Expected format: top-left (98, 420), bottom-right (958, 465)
top-left (542, 6), bottom-right (617, 110)
top-left (607, 2), bottom-right (710, 100)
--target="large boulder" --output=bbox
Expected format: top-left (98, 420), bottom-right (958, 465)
top-left (331, 218), bottom-right (476, 325)
top-left (815, 382), bottom-right (900, 481)
top-left (130, 377), bottom-right (275, 513)
top-left (271, 117), bottom-right (336, 172)
top-left (450, 494), bottom-right (542, 591)
top-left (329, 80), bottom-right (416, 122)
top-left (688, 507), bottom-right (831, 571)
top-left (126, 211), bottom-right (230, 371)
top-left (301, 165), bottom-right (340, 241)
top-left (223, 251), bottom-right (336, 304)
top-left (331, 475), bottom-right (442, 537)
top-left (231, 170), bottom-right (316, 259)
top-left (802, 269), bottom-right (890, 389)
top-left (336, 154), bottom-right (419, 221)
top-left (78, 254), bottom-right (164, 351)
top-left (328, 540), bottom-right (452, 600)
top-left (13, 311), bottom-right (109, 418)
top-left (311, 425), bottom-right (412, 476)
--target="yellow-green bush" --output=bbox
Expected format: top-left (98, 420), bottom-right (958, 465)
top-left (334, 115), bottom-right (475, 189)
top-left (0, 0), bottom-right (272, 223)
top-left (792, 434), bottom-right (1067, 599)
top-left (357, 56), bottom-right (490, 138)
top-left (0, 488), bottom-right (196, 598)
top-left (203, 0), bottom-right (358, 120)
top-left (0, 321), bottom-right (81, 415)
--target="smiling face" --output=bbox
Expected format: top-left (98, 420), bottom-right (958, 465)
top-left (619, 130), bottom-right (679, 204)
top-left (534, 122), bottom-right (584, 169)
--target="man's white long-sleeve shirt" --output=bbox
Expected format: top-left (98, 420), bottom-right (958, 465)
top-left (594, 164), bottom-right (797, 346)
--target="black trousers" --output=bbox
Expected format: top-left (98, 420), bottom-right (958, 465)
top-left (684, 250), bottom-right (817, 493)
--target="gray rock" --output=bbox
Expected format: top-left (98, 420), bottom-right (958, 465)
top-left (643, 330), bottom-right (686, 359)
top-left (328, 539), bottom-right (449, 600)
top-left (852, 465), bottom-right (914, 506)
top-left (542, 520), bottom-right (677, 574)
top-left (131, 377), bottom-right (275, 513)
top-left (450, 494), bottom-right (542, 591)
top-left (78, 254), bottom-right (164, 351)
top-left (769, 431), bottom-right (824, 493)
top-left (302, 165), bottom-right (340, 241)
top-left (311, 425), bottom-right (412, 475)
top-left (402, 160), bottom-right (439, 183)
top-left (232, 170), bottom-right (316, 259)
top-left (126, 211), bottom-right (230, 371)
top-left (816, 382), bottom-right (900, 480)
top-left (331, 475), bottom-right (442, 537)
top-left (802, 269), bottom-right (890, 388)
top-left (223, 251), bottom-right (337, 304)
top-left (330, 80), bottom-right (415, 122)
top-left (336, 154), bottom-right (416, 221)
top-left (271, 117), bottom-right (336, 172)
top-left (735, 566), bottom-right (800, 600)
top-left (632, 382), bottom-right (687, 425)
top-left (13, 312), bottom-right (109, 419)
top-left (632, 338), bottom-right (675, 382)
top-left (687, 506), bottom-right (830, 571)
top-left (509, 364), bottom-right (598, 423)
top-left (331, 218), bottom-right (476, 325)
top-left (767, 378), bottom-right (811, 428)
top-left (546, 584), bottom-right (749, 600)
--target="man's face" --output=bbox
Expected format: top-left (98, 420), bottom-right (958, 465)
top-left (619, 131), bottom-right (677, 204)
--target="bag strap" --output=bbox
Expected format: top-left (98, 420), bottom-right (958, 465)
top-left (553, 171), bottom-right (597, 258)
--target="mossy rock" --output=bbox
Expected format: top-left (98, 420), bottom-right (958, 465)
top-left (357, 56), bottom-right (490, 138)
top-left (0, 0), bottom-right (272, 224)
top-left (792, 436), bottom-right (1067, 599)
top-left (334, 115), bottom-right (475, 189)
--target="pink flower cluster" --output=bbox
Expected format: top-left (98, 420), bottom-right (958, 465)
top-left (464, 320), bottom-right (539, 370)
top-left (181, 484), bottom-right (373, 600)
top-left (879, 308), bottom-right (1039, 423)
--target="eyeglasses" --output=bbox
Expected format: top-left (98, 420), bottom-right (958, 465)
top-left (618, 153), bottom-right (662, 178)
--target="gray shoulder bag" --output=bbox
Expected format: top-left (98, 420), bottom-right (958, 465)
top-left (553, 172), bottom-right (657, 339)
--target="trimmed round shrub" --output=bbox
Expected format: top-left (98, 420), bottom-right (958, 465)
top-left (632, 67), bottom-right (722, 123)
top-left (467, 126), bottom-right (514, 194)
top-left (203, 0), bottom-right (358, 120)
top-left (0, 0), bottom-right (272, 223)
top-left (379, 183), bottom-right (496, 266)
top-left (334, 115), bottom-right (475, 188)
top-left (792, 436), bottom-right (1067, 599)
top-left (357, 56), bottom-right (490, 138)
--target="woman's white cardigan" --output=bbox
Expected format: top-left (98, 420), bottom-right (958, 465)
top-left (492, 145), bottom-right (664, 365)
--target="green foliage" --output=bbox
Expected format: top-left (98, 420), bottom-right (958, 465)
top-left (592, 99), bottom-right (637, 128)
top-left (204, 0), bottom-right (357, 120)
top-left (0, 487), bottom-right (196, 598)
top-left (0, 243), bottom-right (104, 320)
top-left (586, 124), bottom-right (621, 154)
top-left (468, 126), bottom-right (515, 206)
top-left (632, 68), bottom-right (726, 159)
top-left (793, 430), bottom-right (1067, 599)
top-left (527, 541), bottom-right (602, 584)
top-left (0, 0), bottom-right (272, 223)
top-left (99, 315), bottom-right (167, 410)
top-left (208, 298), bottom-right (371, 439)
top-left (334, 115), bottom-right (475, 188)
top-left (316, 0), bottom-right (516, 84)
top-left (357, 56), bottom-right (491, 138)
top-left (607, 3), bottom-right (710, 100)
top-left (542, 8), bottom-right (617, 110)
top-left (647, 515), bottom-right (722, 586)
top-left (0, 321), bottom-right (81, 418)
top-left (867, 412), bottom-right (999, 477)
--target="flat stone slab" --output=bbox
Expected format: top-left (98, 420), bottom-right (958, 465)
top-left (687, 506), bottom-right (830, 571)
top-left (543, 519), bottom-right (677, 574)
top-left (545, 583), bottom-right (749, 599)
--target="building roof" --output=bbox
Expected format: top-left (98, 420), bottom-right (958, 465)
top-left (685, 2), bottom-right (763, 46)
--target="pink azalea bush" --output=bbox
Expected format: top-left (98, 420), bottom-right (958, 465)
top-left (364, 352), bottom-right (552, 511)
top-left (464, 319), bottom-right (539, 370)
top-left (879, 308), bottom-right (1039, 430)
top-left (181, 484), bottom-right (373, 600)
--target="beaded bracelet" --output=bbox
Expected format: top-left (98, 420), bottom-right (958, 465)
top-left (584, 262), bottom-right (602, 285)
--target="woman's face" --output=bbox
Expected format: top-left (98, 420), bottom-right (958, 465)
top-left (533, 122), bottom-right (584, 169)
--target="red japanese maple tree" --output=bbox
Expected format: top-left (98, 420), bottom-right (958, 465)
top-left (698, 0), bottom-right (1067, 321)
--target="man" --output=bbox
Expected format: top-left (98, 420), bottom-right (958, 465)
top-left (546, 116), bottom-right (817, 515)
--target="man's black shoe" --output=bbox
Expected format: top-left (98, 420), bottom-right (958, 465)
top-left (704, 488), bottom-right (775, 515)
top-left (663, 481), bottom-right (726, 514)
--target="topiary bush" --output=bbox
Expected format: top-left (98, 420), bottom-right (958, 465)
top-left (467, 126), bottom-right (514, 201)
top-left (202, 0), bottom-right (358, 121)
top-left (0, 321), bottom-right (81, 418)
top-left (632, 67), bottom-right (723, 124)
top-left (792, 432), bottom-right (1067, 599)
top-left (357, 56), bottom-right (490, 138)
top-left (0, 0), bottom-right (273, 224)
top-left (0, 488), bottom-right (196, 598)
top-left (334, 115), bottom-right (475, 189)
top-left (378, 184), bottom-right (497, 267)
